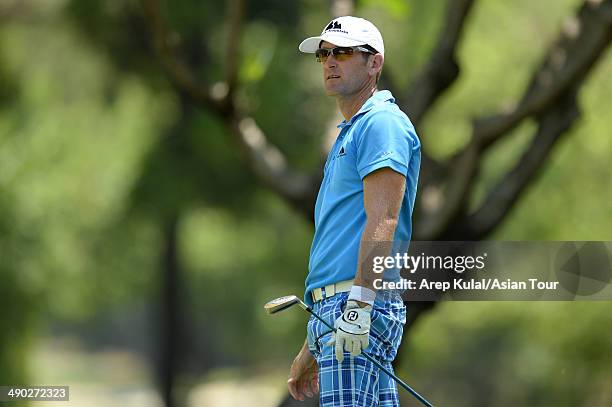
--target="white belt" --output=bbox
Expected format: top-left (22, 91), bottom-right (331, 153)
top-left (311, 279), bottom-right (353, 303)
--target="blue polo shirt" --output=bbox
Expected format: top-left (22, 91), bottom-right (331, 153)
top-left (305, 90), bottom-right (421, 305)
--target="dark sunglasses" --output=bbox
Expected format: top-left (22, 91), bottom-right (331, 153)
top-left (315, 46), bottom-right (375, 63)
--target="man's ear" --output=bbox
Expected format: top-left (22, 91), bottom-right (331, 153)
top-left (369, 54), bottom-right (384, 77)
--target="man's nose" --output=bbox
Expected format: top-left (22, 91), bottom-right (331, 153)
top-left (324, 54), bottom-right (337, 68)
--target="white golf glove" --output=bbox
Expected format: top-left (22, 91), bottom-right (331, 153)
top-left (327, 300), bottom-right (372, 363)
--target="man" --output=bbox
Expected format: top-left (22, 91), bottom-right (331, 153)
top-left (288, 16), bottom-right (421, 406)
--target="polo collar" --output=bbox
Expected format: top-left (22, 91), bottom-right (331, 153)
top-left (337, 90), bottom-right (395, 129)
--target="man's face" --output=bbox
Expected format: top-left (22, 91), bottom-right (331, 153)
top-left (319, 41), bottom-right (371, 97)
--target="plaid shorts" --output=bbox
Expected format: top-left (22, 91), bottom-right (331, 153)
top-left (307, 291), bottom-right (406, 407)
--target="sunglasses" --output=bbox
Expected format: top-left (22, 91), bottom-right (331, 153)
top-left (315, 46), bottom-right (375, 63)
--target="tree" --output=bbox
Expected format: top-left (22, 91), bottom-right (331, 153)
top-left (139, 0), bottom-right (612, 405)
top-left (3, 0), bottom-right (607, 405)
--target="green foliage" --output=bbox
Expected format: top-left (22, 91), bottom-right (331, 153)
top-left (405, 302), bottom-right (612, 406)
top-left (0, 13), bottom-right (167, 317)
top-left (179, 191), bottom-right (312, 364)
top-left (421, 0), bottom-right (581, 159)
top-left (0, 0), bottom-right (611, 403)
top-left (0, 194), bottom-right (35, 396)
top-left (494, 49), bottom-right (612, 240)
top-left (359, 1), bottom-right (446, 89)
top-left (240, 22), bottom-right (278, 84)
top-left (66, 0), bottom-right (154, 75)
top-left (361, 0), bottom-right (410, 19)
top-left (247, 0), bottom-right (300, 28)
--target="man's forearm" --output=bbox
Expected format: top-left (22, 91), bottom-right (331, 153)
top-left (353, 217), bottom-right (398, 294)
top-left (352, 168), bottom-right (406, 305)
top-left (297, 338), bottom-right (310, 357)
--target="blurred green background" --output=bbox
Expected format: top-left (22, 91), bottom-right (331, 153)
top-left (1, 0), bottom-right (611, 406)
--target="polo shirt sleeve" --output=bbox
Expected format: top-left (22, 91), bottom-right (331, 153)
top-left (355, 110), bottom-right (414, 180)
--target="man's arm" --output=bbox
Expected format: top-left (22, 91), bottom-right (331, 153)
top-left (330, 167), bottom-right (406, 362)
top-left (353, 167), bottom-right (406, 302)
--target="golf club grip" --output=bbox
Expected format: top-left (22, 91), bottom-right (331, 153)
top-left (306, 307), bottom-right (434, 407)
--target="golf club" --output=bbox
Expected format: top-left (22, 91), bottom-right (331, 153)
top-left (264, 295), bottom-right (434, 407)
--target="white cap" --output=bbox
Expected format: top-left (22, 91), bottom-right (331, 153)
top-left (299, 16), bottom-right (384, 56)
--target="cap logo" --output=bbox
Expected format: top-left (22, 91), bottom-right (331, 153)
top-left (324, 20), bottom-right (348, 34)
top-left (325, 21), bottom-right (341, 30)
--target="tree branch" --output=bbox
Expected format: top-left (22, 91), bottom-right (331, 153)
top-left (396, 0), bottom-right (476, 226)
top-left (414, 144), bottom-right (479, 240)
top-left (414, 0), bottom-right (612, 240)
top-left (460, 92), bottom-right (580, 239)
top-left (142, 0), bottom-right (319, 218)
top-left (230, 116), bottom-right (320, 218)
top-left (225, 0), bottom-right (244, 99)
top-left (141, 0), bottom-right (221, 112)
top-left (399, 0), bottom-right (476, 126)
top-left (474, 0), bottom-right (612, 150)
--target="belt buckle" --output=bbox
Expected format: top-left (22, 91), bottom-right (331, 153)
top-left (312, 288), bottom-right (323, 303)
top-left (325, 284), bottom-right (336, 298)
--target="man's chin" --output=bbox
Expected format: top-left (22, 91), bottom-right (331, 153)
top-left (324, 86), bottom-right (340, 96)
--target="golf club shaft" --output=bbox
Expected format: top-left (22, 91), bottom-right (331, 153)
top-left (305, 307), bottom-right (434, 407)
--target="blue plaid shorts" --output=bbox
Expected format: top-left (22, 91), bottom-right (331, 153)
top-left (307, 291), bottom-right (406, 407)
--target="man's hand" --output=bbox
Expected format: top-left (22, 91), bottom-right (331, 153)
top-left (287, 343), bottom-right (319, 401)
top-left (329, 300), bottom-right (372, 363)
